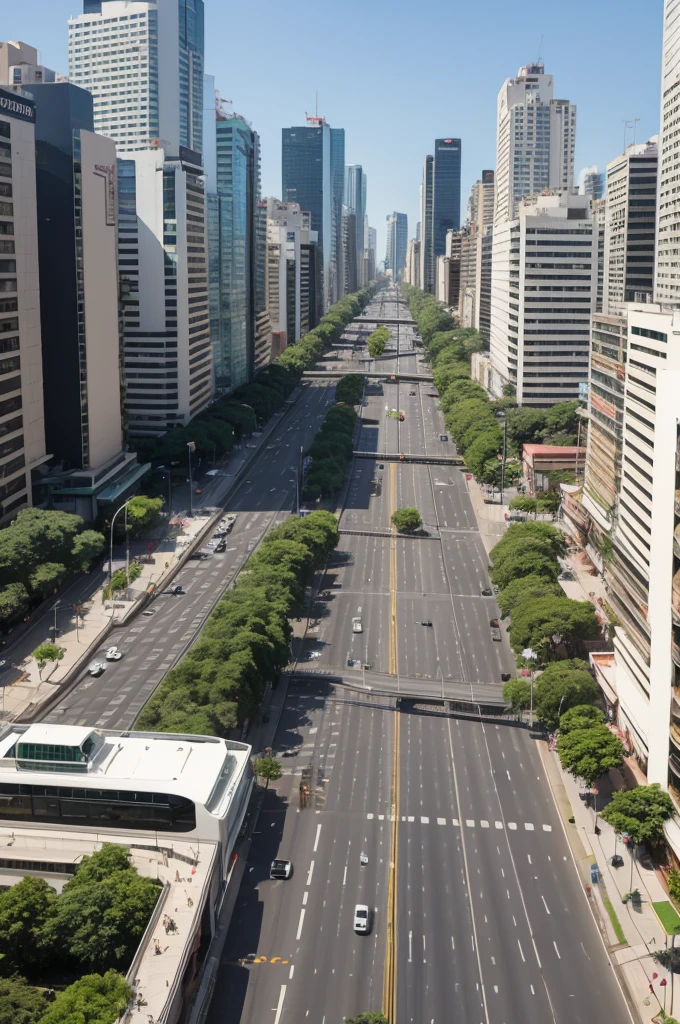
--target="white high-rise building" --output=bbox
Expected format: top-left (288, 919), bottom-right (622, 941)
top-left (494, 63), bottom-right (576, 226)
top-left (489, 189), bottom-right (595, 405)
top-left (68, 0), bottom-right (204, 155)
top-left (265, 199), bottom-right (318, 346)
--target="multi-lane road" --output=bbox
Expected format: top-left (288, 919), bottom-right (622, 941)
top-left (208, 288), bottom-right (631, 1024)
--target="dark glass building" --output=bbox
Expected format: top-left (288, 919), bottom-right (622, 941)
top-left (282, 117), bottom-right (344, 309)
top-left (432, 138), bottom-right (462, 259)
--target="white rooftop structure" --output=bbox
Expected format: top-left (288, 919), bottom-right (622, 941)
top-left (0, 724), bottom-right (253, 873)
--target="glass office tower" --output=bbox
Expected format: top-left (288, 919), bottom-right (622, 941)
top-left (282, 117), bottom-right (344, 309)
top-left (432, 138), bottom-right (462, 260)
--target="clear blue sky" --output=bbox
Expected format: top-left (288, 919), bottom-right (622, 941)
top-left (4, 0), bottom-right (664, 258)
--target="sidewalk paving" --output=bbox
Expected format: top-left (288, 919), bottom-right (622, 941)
top-left (465, 474), bottom-right (512, 553)
top-left (539, 737), bottom-right (678, 1022)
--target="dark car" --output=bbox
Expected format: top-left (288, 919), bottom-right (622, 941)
top-left (168, 585), bottom-right (184, 596)
top-left (214, 540), bottom-right (227, 553)
top-left (481, 587), bottom-right (493, 596)
top-left (501, 672), bottom-right (511, 682)
top-left (421, 620), bottom-right (433, 627)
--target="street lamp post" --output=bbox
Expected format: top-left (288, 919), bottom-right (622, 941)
top-left (522, 647), bottom-right (538, 723)
top-left (187, 441), bottom-right (196, 517)
top-left (52, 599), bottom-right (61, 641)
top-left (108, 499), bottom-right (133, 582)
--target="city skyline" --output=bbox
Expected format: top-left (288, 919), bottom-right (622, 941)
top-left (3, 0), bottom-right (662, 257)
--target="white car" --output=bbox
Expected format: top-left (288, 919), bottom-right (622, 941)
top-left (354, 904), bottom-right (371, 934)
top-left (105, 646), bottom-right (123, 661)
top-left (352, 617), bottom-right (363, 634)
top-left (270, 859), bottom-right (293, 880)
top-left (88, 661), bottom-right (106, 677)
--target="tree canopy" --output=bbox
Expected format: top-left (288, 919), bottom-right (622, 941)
top-left (508, 596), bottom-right (601, 662)
top-left (391, 507), bottom-right (423, 533)
top-left (497, 574), bottom-right (562, 619)
top-left (503, 678), bottom-right (532, 715)
top-left (39, 971), bottom-right (132, 1024)
top-left (0, 875), bottom-right (56, 970)
top-left (600, 783), bottom-right (675, 845)
top-left (254, 756), bottom-right (283, 788)
top-left (559, 704), bottom-right (606, 733)
top-left (367, 326), bottom-right (390, 358)
top-left (334, 374), bottom-right (365, 406)
top-left (532, 660), bottom-right (598, 728)
top-left (557, 724), bottom-right (624, 787)
top-left (0, 976), bottom-right (47, 1024)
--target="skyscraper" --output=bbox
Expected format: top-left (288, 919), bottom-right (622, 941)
top-left (344, 164), bottom-right (366, 260)
top-left (459, 171), bottom-right (495, 331)
top-left (282, 116), bottom-right (344, 309)
top-left (68, 0), bottom-right (205, 155)
top-left (419, 154), bottom-right (434, 292)
top-left (432, 138), bottom-right (461, 259)
top-left (385, 212), bottom-right (408, 279)
top-left (69, 0), bottom-right (212, 432)
top-left (582, 168), bottom-right (605, 200)
top-left (494, 63), bottom-right (576, 225)
top-left (213, 112), bottom-right (263, 389)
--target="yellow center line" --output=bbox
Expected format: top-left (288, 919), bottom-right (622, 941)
top-left (389, 462), bottom-right (398, 676)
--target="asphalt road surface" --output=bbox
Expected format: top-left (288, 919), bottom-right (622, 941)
top-left (42, 382), bottom-right (335, 730)
top-left (207, 289), bottom-right (631, 1024)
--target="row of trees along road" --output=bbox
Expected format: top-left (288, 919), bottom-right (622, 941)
top-left (366, 326), bottom-right (390, 358)
top-left (137, 511), bottom-right (339, 735)
top-left (303, 400), bottom-right (358, 500)
top-left (0, 844), bottom-right (163, 1024)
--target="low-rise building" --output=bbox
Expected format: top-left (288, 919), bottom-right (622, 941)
top-left (522, 443), bottom-right (585, 494)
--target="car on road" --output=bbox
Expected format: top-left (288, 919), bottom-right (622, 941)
top-left (88, 661), bottom-right (106, 676)
top-left (270, 859), bottom-right (293, 880)
top-left (189, 548), bottom-right (213, 560)
top-left (409, 389), bottom-right (416, 396)
top-left (481, 587), bottom-right (493, 596)
top-left (245, 443), bottom-right (257, 449)
top-left (354, 904), bottom-right (371, 934)
top-left (490, 618), bottom-right (502, 641)
top-left (224, 514), bottom-right (236, 523)
top-left (352, 617), bottom-right (363, 633)
top-left (501, 672), bottom-right (511, 682)
top-left (266, 444), bottom-right (276, 450)
top-left (440, 434), bottom-right (448, 442)
top-left (105, 646), bottom-right (123, 661)
top-left (421, 619), bottom-right (433, 627)
top-left (214, 540), bottom-right (227, 553)
top-left (167, 585), bottom-right (184, 596)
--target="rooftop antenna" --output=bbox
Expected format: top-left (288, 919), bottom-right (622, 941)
top-left (537, 34), bottom-right (544, 63)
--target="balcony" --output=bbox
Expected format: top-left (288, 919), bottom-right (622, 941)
top-left (676, 490), bottom-right (680, 519)
top-left (674, 568), bottom-right (680, 624)
top-left (673, 641), bottom-right (680, 669)
top-left (670, 752), bottom-right (680, 781)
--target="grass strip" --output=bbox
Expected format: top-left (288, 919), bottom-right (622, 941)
top-left (653, 900), bottom-right (680, 934)
top-left (602, 892), bottom-right (627, 945)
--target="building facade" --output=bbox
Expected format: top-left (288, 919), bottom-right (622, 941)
top-left (344, 164), bottom-right (366, 263)
top-left (68, 0), bottom-right (204, 155)
top-left (405, 238), bottom-right (421, 288)
top-left (117, 147), bottom-right (212, 434)
top-left (342, 208), bottom-right (358, 294)
top-left (458, 170), bottom-right (495, 330)
top-left (0, 88), bottom-right (46, 521)
top-left (602, 139), bottom-right (658, 316)
top-left (282, 117), bottom-right (344, 310)
top-left (419, 154), bottom-right (434, 292)
top-left (494, 63), bottom-right (576, 226)
top-left (489, 189), bottom-right (595, 406)
top-left (432, 138), bottom-right (461, 260)
top-left (265, 199), bottom-right (319, 346)
top-left (385, 211), bottom-right (407, 279)
top-left (582, 168), bottom-right (605, 200)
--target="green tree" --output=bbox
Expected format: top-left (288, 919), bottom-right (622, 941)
top-left (496, 574), bottom-right (562, 619)
top-left (503, 678), bottom-right (532, 715)
top-left (0, 582), bottom-right (30, 624)
top-left (391, 507), bottom-right (423, 533)
top-left (0, 977), bottom-right (47, 1024)
top-left (508, 596), bottom-right (601, 661)
top-left (253, 756), bottom-right (282, 789)
top-left (542, 399), bottom-right (580, 437)
top-left (102, 563), bottom-right (142, 601)
top-left (490, 550), bottom-right (558, 591)
top-left (344, 1015), bottom-right (389, 1024)
top-left (464, 429), bottom-right (503, 479)
top-left (557, 725), bottom-right (624, 787)
top-left (335, 375), bottom-right (365, 405)
top-left (600, 783), bottom-right (675, 846)
top-left (39, 971), bottom-right (132, 1024)
top-left (367, 327), bottom-right (390, 358)
top-left (491, 521), bottom-right (566, 560)
top-left (559, 704), bottom-right (606, 733)
top-left (536, 491), bottom-right (561, 514)
top-left (70, 530), bottom-right (105, 571)
top-left (124, 495), bottom-right (164, 537)
top-left (45, 851), bottom-right (161, 971)
top-left (31, 642), bottom-right (65, 680)
top-left (509, 496), bottom-right (537, 515)
top-left (0, 876), bottom-right (56, 970)
top-left (505, 407), bottom-right (546, 454)
top-left (532, 659), bottom-right (598, 728)
top-left (29, 562), bottom-right (67, 599)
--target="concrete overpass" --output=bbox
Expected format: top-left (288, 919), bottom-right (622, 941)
top-left (353, 450), bottom-right (463, 466)
top-left (304, 369), bottom-right (434, 383)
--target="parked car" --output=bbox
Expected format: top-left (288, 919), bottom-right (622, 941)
top-left (481, 587), bottom-right (493, 597)
top-left (270, 859), bottom-right (293, 880)
top-left (490, 618), bottom-right (502, 641)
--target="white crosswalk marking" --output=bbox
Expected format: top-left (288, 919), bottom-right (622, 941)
top-left (421, 816), bottom-right (430, 824)
top-left (408, 815), bottom-right (415, 822)
top-left (452, 818), bottom-right (460, 826)
top-left (525, 823), bottom-right (534, 831)
top-left (378, 814), bottom-right (384, 821)
top-left (466, 819), bottom-right (475, 827)
top-left (495, 821), bottom-right (503, 829)
top-left (508, 822), bottom-right (517, 830)
top-left (367, 813), bottom-right (374, 820)
top-left (543, 824), bottom-right (552, 832)
top-left (364, 813), bottom-right (554, 833)
top-left (481, 820), bottom-right (489, 828)
top-left (437, 817), bottom-right (446, 825)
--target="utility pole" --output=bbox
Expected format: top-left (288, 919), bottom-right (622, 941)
top-left (187, 441), bottom-right (196, 516)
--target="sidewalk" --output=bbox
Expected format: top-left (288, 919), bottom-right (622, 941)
top-left (465, 474), bottom-right (511, 553)
top-left (539, 739), bottom-right (678, 1022)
